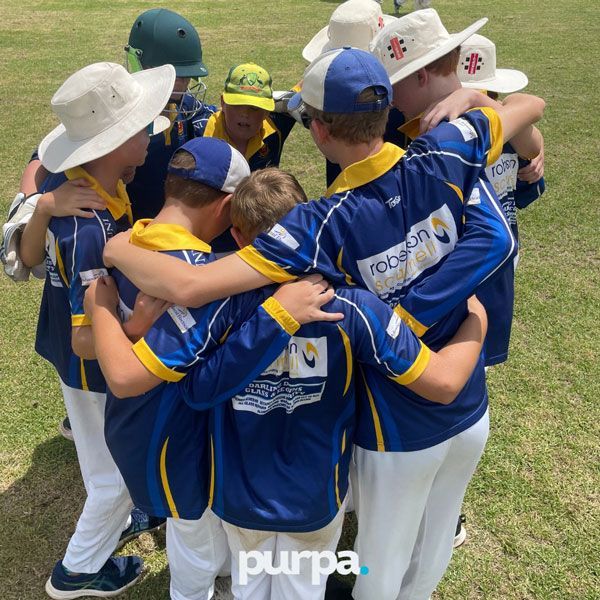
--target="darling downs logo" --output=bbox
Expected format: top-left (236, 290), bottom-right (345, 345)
top-left (356, 204), bottom-right (458, 301)
top-left (239, 550), bottom-right (368, 585)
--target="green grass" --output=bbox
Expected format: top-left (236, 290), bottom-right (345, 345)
top-left (0, 0), bottom-right (599, 598)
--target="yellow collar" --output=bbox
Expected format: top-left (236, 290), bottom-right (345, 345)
top-left (204, 110), bottom-right (278, 160)
top-left (130, 219), bottom-right (212, 253)
top-left (398, 114), bottom-right (423, 141)
top-left (65, 166), bottom-right (132, 225)
top-left (325, 143), bottom-right (405, 197)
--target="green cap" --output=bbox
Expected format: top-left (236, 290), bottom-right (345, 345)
top-left (222, 63), bottom-right (275, 111)
top-left (128, 9), bottom-right (208, 78)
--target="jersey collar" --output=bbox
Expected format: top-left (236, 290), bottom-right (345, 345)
top-left (398, 114), bottom-right (423, 141)
top-left (204, 110), bottom-right (277, 160)
top-left (325, 143), bottom-right (405, 197)
top-left (130, 219), bottom-right (212, 253)
top-left (65, 166), bottom-right (132, 225)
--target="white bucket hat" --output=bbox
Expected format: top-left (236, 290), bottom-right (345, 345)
top-left (39, 62), bottom-right (176, 173)
top-left (459, 34), bottom-right (528, 93)
top-left (370, 8), bottom-right (487, 84)
top-left (302, 0), bottom-right (396, 62)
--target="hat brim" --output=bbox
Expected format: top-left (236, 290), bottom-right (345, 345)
top-left (461, 67), bottom-right (528, 94)
top-left (387, 17), bottom-right (488, 85)
top-left (222, 92), bottom-right (275, 112)
top-left (302, 14), bottom-right (397, 63)
top-left (174, 61), bottom-right (209, 78)
top-left (39, 65), bottom-right (176, 173)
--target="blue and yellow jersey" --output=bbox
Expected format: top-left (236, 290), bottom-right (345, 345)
top-left (34, 168), bottom-right (132, 393)
top-left (179, 287), bottom-right (428, 531)
top-left (105, 220), bottom-right (299, 519)
top-left (127, 95), bottom-right (216, 221)
top-left (477, 141), bottom-right (545, 365)
top-left (237, 108), bottom-right (515, 451)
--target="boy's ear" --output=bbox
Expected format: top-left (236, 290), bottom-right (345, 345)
top-left (416, 68), bottom-right (429, 87)
top-left (311, 118), bottom-right (330, 145)
top-left (230, 225), bottom-right (250, 249)
top-left (215, 192), bottom-right (232, 219)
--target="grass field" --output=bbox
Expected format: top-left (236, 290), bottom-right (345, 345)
top-left (0, 0), bottom-right (599, 598)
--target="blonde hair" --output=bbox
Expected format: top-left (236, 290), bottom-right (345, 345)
top-left (304, 86), bottom-right (389, 144)
top-left (425, 46), bottom-right (461, 76)
top-left (164, 150), bottom-right (225, 207)
top-left (231, 168), bottom-right (307, 239)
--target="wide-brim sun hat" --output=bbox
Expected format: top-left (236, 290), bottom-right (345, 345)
top-left (459, 33), bottom-right (528, 93)
top-left (370, 8), bottom-right (487, 85)
top-left (39, 62), bottom-right (176, 173)
top-left (303, 0), bottom-right (396, 62)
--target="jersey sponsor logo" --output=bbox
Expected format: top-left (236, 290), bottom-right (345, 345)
top-left (386, 311), bottom-right (402, 340)
top-left (79, 268), bottom-right (108, 286)
top-left (167, 305), bottom-right (197, 333)
top-left (386, 195), bottom-right (402, 209)
top-left (267, 224), bottom-right (300, 250)
top-left (232, 336), bottom-right (327, 415)
top-left (450, 117), bottom-right (477, 142)
top-left (356, 205), bottom-right (458, 300)
top-left (101, 217), bottom-right (115, 238)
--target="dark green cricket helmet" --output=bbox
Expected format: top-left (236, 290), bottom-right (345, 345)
top-left (128, 8), bottom-right (208, 78)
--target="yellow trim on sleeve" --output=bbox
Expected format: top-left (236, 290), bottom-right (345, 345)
top-left (236, 245), bottom-right (297, 283)
top-left (337, 325), bottom-right (353, 396)
top-left (72, 314), bottom-right (91, 327)
top-left (334, 429), bottom-right (346, 510)
top-left (390, 341), bottom-right (431, 385)
top-left (132, 338), bottom-right (185, 383)
top-left (219, 324), bottom-right (233, 344)
top-left (55, 238), bottom-right (69, 288)
top-left (473, 106), bottom-right (504, 166)
top-left (262, 296), bottom-right (300, 335)
top-left (336, 247), bottom-right (354, 286)
top-left (208, 435), bottom-right (215, 508)
top-left (80, 358), bottom-right (89, 392)
top-left (445, 182), bottom-right (464, 203)
top-left (361, 369), bottom-right (385, 452)
top-left (160, 437), bottom-right (180, 518)
top-left (393, 304), bottom-right (429, 337)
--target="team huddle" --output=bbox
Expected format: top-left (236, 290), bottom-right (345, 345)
top-left (2, 1), bottom-right (546, 599)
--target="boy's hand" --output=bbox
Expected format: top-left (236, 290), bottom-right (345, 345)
top-left (123, 292), bottom-right (171, 341)
top-left (38, 178), bottom-right (106, 219)
top-left (103, 230), bottom-right (132, 267)
top-left (273, 274), bottom-right (344, 325)
top-left (518, 143), bottom-right (544, 183)
top-left (84, 276), bottom-right (118, 321)
top-left (466, 295), bottom-right (488, 337)
top-left (421, 89), bottom-right (490, 133)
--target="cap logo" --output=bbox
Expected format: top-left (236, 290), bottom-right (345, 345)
top-left (389, 37), bottom-right (407, 61)
top-left (466, 52), bottom-right (483, 75)
top-left (378, 16), bottom-right (384, 29)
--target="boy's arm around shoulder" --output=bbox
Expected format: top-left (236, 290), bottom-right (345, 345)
top-left (338, 288), bottom-right (486, 404)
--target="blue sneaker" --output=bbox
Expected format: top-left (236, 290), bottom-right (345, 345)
top-left (117, 507), bottom-right (166, 549)
top-left (45, 556), bottom-right (142, 598)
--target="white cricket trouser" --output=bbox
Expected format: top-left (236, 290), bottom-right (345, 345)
top-left (223, 502), bottom-right (346, 600)
top-left (351, 410), bottom-right (489, 600)
top-left (167, 510), bottom-right (230, 600)
top-left (59, 380), bottom-right (133, 573)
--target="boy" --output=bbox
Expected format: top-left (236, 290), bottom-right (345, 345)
top-left (458, 33), bottom-right (546, 366)
top-left (25, 61), bottom-right (176, 599)
top-left (103, 47), bottom-right (544, 599)
top-left (174, 167), bottom-right (488, 600)
top-left (83, 137), bottom-right (342, 600)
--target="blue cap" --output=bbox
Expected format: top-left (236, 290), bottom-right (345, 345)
top-left (288, 47), bottom-right (392, 114)
top-left (168, 137), bottom-right (250, 193)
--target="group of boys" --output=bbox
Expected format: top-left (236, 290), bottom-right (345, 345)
top-left (2, 1), bottom-right (546, 599)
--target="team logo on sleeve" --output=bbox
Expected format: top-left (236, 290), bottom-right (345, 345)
top-left (449, 117), bottom-right (477, 142)
top-left (233, 337), bottom-right (327, 415)
top-left (356, 205), bottom-right (458, 302)
top-left (267, 224), bottom-right (299, 250)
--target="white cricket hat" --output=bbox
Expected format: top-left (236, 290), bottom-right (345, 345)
top-left (370, 8), bottom-right (487, 84)
top-left (458, 34), bottom-right (528, 93)
top-left (302, 0), bottom-right (396, 62)
top-left (39, 62), bottom-right (176, 173)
